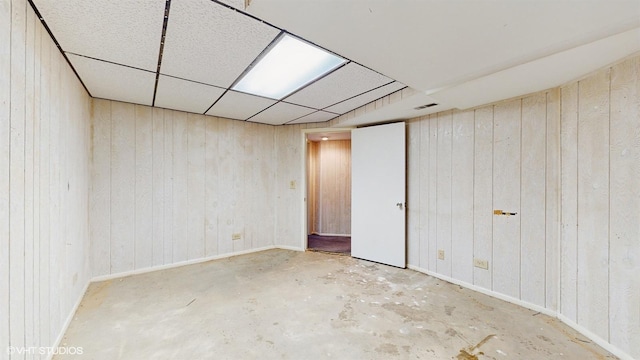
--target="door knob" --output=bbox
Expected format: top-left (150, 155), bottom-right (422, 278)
top-left (396, 202), bottom-right (404, 209)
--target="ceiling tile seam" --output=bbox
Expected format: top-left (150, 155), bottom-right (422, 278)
top-left (66, 52), bottom-right (157, 75)
top-left (245, 100), bottom-right (319, 123)
top-left (319, 80), bottom-right (399, 111)
top-left (283, 111), bottom-right (337, 125)
top-left (278, 60), bottom-right (351, 103)
top-left (331, 85), bottom-right (411, 115)
top-left (27, 0), bottom-right (92, 97)
top-left (202, 89), bottom-right (230, 117)
top-left (158, 73), bottom-right (228, 91)
top-left (209, 0), bottom-right (281, 33)
top-left (152, 0), bottom-right (172, 107)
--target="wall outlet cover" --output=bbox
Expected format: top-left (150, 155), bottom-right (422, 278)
top-left (473, 258), bottom-right (489, 270)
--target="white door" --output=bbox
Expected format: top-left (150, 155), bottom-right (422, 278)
top-left (351, 122), bottom-right (406, 268)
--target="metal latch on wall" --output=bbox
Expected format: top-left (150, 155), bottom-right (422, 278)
top-left (494, 209), bottom-right (517, 216)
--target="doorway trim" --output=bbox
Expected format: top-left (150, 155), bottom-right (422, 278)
top-left (299, 127), bottom-right (354, 251)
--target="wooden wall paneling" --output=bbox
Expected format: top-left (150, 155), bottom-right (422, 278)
top-left (307, 141), bottom-right (319, 235)
top-left (545, 88), bottom-right (560, 311)
top-left (341, 140), bottom-right (351, 235)
top-left (451, 109), bottom-right (474, 284)
top-left (9, 0), bottom-right (27, 351)
top-left (48, 24), bottom-right (61, 340)
top-left (418, 117), bottom-right (430, 269)
top-left (91, 102), bottom-right (112, 276)
top-left (58, 41), bottom-right (69, 319)
top-left (257, 123), bottom-right (275, 248)
top-left (436, 111), bottom-right (452, 276)
top-left (520, 92), bottom-right (547, 307)
top-left (609, 56), bottom-right (640, 358)
top-left (187, 114), bottom-right (205, 259)
top-left (0, 0), bottom-right (10, 352)
top-left (38, 31), bottom-right (51, 349)
top-left (216, 118), bottom-right (234, 254)
top-left (172, 110), bottom-right (188, 262)
top-left (204, 116), bottom-right (219, 256)
top-left (24, 7), bottom-right (35, 348)
top-left (231, 121), bottom-right (245, 253)
top-left (428, 114), bottom-right (438, 272)
top-left (162, 110), bottom-right (174, 263)
top-left (135, 105), bottom-right (153, 269)
top-left (492, 99), bottom-right (521, 298)
top-left (407, 120), bottom-right (420, 266)
top-left (560, 82), bottom-right (579, 322)
top-left (275, 124), bottom-right (303, 247)
top-left (576, 69), bottom-right (610, 340)
top-left (32, 18), bottom-right (42, 351)
top-left (473, 106), bottom-right (493, 289)
top-left (151, 107), bottom-right (165, 265)
top-left (317, 140), bottom-right (351, 235)
top-left (110, 102), bottom-right (136, 273)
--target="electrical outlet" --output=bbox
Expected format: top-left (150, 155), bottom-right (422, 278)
top-left (473, 258), bottom-right (489, 270)
top-left (437, 249), bottom-right (445, 260)
top-left (232, 233), bottom-right (241, 241)
top-left (289, 180), bottom-right (296, 189)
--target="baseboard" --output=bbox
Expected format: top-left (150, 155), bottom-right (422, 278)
top-left (46, 281), bottom-right (90, 360)
top-left (313, 233), bottom-right (351, 237)
top-left (558, 314), bottom-right (635, 360)
top-left (91, 246), bottom-right (277, 282)
top-left (407, 265), bottom-right (554, 316)
top-left (408, 265), bottom-right (635, 360)
top-left (275, 245), bottom-right (305, 252)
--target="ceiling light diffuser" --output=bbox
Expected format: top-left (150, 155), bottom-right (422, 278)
top-left (232, 34), bottom-right (346, 100)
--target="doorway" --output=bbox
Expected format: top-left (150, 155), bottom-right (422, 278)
top-left (305, 130), bottom-right (352, 255)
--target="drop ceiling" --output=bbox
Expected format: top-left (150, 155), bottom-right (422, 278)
top-left (31, 0), bottom-right (640, 127)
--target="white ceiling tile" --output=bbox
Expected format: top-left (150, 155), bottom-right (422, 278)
top-left (324, 82), bottom-right (406, 114)
top-left (206, 90), bottom-right (276, 121)
top-left (67, 54), bottom-right (156, 106)
top-left (155, 75), bottom-right (226, 114)
top-left (161, 0), bottom-right (280, 87)
top-left (33, 0), bottom-right (165, 71)
top-left (287, 111), bottom-right (337, 124)
top-left (284, 63), bottom-right (393, 109)
top-left (248, 102), bottom-right (315, 125)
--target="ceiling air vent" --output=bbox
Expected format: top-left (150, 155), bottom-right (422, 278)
top-left (414, 103), bottom-right (438, 110)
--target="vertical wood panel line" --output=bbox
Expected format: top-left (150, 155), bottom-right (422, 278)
top-left (490, 105), bottom-right (494, 291)
top-left (519, 98), bottom-right (523, 299)
top-left (7, 0), bottom-right (13, 347)
top-left (607, 67), bottom-right (611, 343)
top-left (544, 92), bottom-right (548, 307)
top-left (575, 81), bottom-right (580, 319)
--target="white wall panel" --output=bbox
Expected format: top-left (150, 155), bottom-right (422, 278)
top-left (3, 1), bottom-right (92, 355)
top-left (90, 104), bottom-right (278, 276)
top-left (436, 111), bottom-right (452, 276)
top-left (451, 109), bottom-right (474, 284)
top-left (407, 121), bottom-right (420, 266)
top-left (576, 69), bottom-right (610, 341)
top-left (609, 56), bottom-right (640, 358)
top-left (520, 93), bottom-right (546, 307)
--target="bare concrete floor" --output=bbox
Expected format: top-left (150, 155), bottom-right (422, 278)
top-left (57, 249), bottom-right (616, 359)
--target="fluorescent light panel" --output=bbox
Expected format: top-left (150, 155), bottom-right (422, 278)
top-left (232, 34), bottom-right (346, 100)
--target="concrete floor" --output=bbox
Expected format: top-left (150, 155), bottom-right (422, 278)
top-left (57, 249), bottom-right (616, 359)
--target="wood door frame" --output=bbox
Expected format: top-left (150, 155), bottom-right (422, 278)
top-left (299, 128), bottom-right (354, 250)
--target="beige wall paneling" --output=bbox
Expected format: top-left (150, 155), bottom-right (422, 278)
top-left (172, 110), bottom-right (189, 262)
top-left (520, 93), bottom-right (547, 307)
top-left (428, 114), bottom-right (438, 272)
top-left (275, 124), bottom-right (304, 248)
top-left (576, 69), bottom-right (610, 340)
top-left (10, 0), bottom-right (27, 351)
top-left (217, 118), bottom-right (236, 254)
top-left (204, 115), bottom-right (219, 257)
top-left (235, 120), bottom-right (250, 252)
top-left (451, 110), bottom-right (474, 284)
top-left (473, 106), bottom-right (494, 289)
top-left (90, 100), bottom-right (111, 275)
top-left (407, 120), bottom-right (420, 266)
top-left (38, 28), bottom-right (52, 348)
top-left (436, 111), bottom-right (453, 276)
top-left (31, 17), bottom-right (42, 351)
top-left (317, 140), bottom-right (351, 235)
top-left (560, 82), bottom-right (579, 322)
top-left (162, 110), bottom-right (174, 263)
top-left (187, 114), bottom-right (206, 259)
top-left (135, 105), bottom-right (153, 269)
top-left (255, 122), bottom-right (276, 249)
top-left (418, 117), bottom-right (430, 269)
top-left (307, 141), bottom-right (319, 234)
top-left (24, 8), bottom-right (35, 348)
top-left (609, 56), bottom-right (640, 359)
top-left (110, 102), bottom-right (136, 273)
top-left (0, 0), bottom-right (10, 352)
top-left (545, 88), bottom-right (560, 311)
top-left (151, 107), bottom-right (165, 265)
top-left (492, 99), bottom-right (521, 298)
